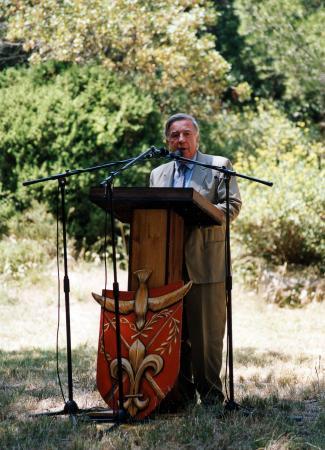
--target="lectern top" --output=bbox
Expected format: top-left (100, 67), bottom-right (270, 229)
top-left (90, 187), bottom-right (223, 226)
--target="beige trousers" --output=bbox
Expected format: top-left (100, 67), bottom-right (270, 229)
top-left (159, 282), bottom-right (227, 409)
top-left (181, 281), bottom-right (227, 403)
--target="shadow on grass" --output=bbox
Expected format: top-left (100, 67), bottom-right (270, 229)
top-left (233, 347), bottom-right (311, 367)
top-left (0, 345), bottom-right (98, 418)
top-left (0, 345), bottom-right (323, 450)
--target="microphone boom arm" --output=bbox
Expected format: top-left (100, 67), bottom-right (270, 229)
top-left (167, 152), bottom-right (273, 187)
top-left (100, 146), bottom-right (159, 185)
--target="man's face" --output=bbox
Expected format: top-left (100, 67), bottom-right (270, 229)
top-left (166, 119), bottom-right (199, 159)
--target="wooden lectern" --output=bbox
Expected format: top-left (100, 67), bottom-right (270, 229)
top-left (90, 187), bottom-right (223, 289)
top-left (90, 186), bottom-right (224, 419)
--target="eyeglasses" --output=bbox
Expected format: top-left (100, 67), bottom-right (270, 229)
top-left (168, 130), bottom-right (194, 140)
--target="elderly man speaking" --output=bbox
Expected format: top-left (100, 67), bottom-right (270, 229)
top-left (150, 113), bottom-right (242, 411)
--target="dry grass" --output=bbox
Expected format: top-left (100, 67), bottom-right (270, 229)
top-left (0, 262), bottom-right (324, 449)
top-left (0, 261), bottom-right (128, 351)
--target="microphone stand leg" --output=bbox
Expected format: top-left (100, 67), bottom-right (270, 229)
top-left (31, 184), bottom-right (126, 422)
top-left (224, 173), bottom-right (240, 413)
top-left (106, 181), bottom-right (127, 423)
top-left (60, 178), bottom-right (79, 416)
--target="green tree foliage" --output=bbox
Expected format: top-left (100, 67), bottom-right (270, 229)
top-left (203, 100), bottom-right (322, 161)
top-left (0, 1), bottom-right (324, 271)
top-left (0, 201), bottom-right (58, 280)
top-left (234, 0), bottom-right (325, 120)
top-left (0, 9), bottom-right (28, 70)
top-left (211, 0), bottom-right (258, 88)
top-left (0, 62), bottom-right (161, 248)
top-left (231, 101), bottom-right (324, 268)
top-left (0, 182), bottom-right (15, 237)
top-left (2, 0), bottom-right (234, 117)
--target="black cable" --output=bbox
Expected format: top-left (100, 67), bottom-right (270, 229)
top-left (56, 184), bottom-right (66, 403)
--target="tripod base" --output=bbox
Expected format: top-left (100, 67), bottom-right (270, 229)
top-left (31, 403), bottom-right (129, 424)
top-left (64, 400), bottom-right (79, 415)
top-left (84, 408), bottom-right (128, 423)
top-left (224, 399), bottom-right (253, 417)
top-left (31, 400), bottom-right (79, 417)
top-left (224, 399), bottom-right (240, 412)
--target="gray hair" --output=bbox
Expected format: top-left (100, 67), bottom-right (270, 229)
top-left (164, 113), bottom-right (200, 137)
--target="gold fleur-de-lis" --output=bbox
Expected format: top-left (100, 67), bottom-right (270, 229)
top-left (110, 339), bottom-right (164, 416)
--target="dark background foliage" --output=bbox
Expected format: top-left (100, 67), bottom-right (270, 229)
top-left (0, 0), bottom-right (323, 268)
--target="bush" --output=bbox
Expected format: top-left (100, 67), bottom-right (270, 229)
top-left (232, 102), bottom-right (324, 269)
top-left (201, 100), bottom-right (322, 161)
top-left (0, 62), bottom-right (161, 249)
top-left (0, 183), bottom-right (15, 237)
top-left (0, 201), bottom-right (58, 280)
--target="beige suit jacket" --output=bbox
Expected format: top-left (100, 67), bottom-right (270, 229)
top-left (149, 151), bottom-right (242, 284)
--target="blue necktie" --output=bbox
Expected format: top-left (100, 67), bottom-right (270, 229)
top-left (174, 164), bottom-right (188, 188)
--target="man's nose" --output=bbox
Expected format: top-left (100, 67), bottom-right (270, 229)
top-left (178, 133), bottom-right (185, 142)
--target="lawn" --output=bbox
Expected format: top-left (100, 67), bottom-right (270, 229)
top-left (0, 263), bottom-right (324, 449)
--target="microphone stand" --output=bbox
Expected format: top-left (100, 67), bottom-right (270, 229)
top-left (59, 176), bottom-right (78, 415)
top-left (224, 171), bottom-right (236, 411)
top-left (93, 145), bottom-right (160, 422)
top-left (166, 152), bottom-right (273, 410)
top-left (22, 147), bottom-right (159, 421)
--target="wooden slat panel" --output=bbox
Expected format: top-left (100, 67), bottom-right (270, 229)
top-left (166, 211), bottom-right (184, 284)
top-left (129, 210), bottom-right (168, 290)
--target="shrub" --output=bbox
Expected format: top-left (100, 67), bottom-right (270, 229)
top-left (0, 62), bottom-right (161, 249)
top-left (0, 201), bottom-right (58, 280)
top-left (232, 102), bottom-right (324, 269)
top-left (0, 183), bottom-right (15, 237)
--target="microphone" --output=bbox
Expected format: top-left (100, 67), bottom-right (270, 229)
top-left (145, 145), bottom-right (169, 159)
top-left (167, 150), bottom-right (181, 159)
top-left (145, 147), bottom-right (169, 158)
top-left (146, 147), bottom-right (181, 159)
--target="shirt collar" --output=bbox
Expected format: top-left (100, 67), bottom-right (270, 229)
top-left (175, 151), bottom-right (197, 171)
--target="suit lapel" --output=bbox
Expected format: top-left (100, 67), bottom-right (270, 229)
top-left (161, 162), bottom-right (175, 187)
top-left (190, 151), bottom-right (209, 193)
